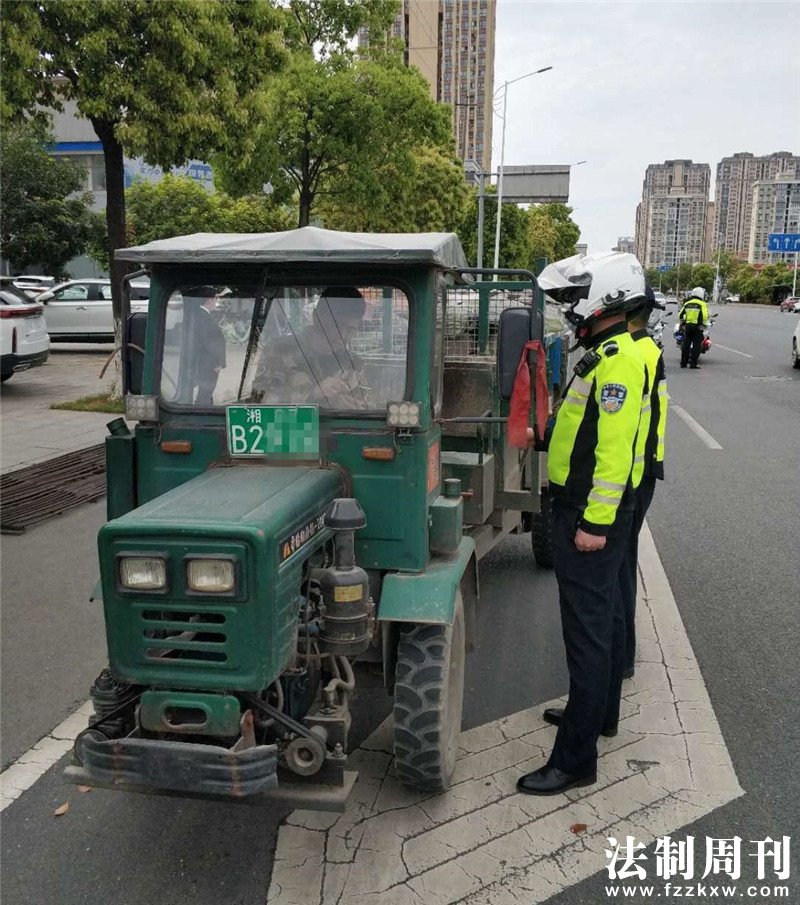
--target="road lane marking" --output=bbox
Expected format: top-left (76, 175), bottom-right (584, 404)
top-left (0, 700), bottom-right (92, 811)
top-left (671, 404), bottom-right (723, 450)
top-left (715, 343), bottom-right (753, 358)
top-left (267, 523), bottom-right (743, 904)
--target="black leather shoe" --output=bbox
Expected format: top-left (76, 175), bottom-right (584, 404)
top-left (623, 666), bottom-right (635, 680)
top-left (690, 364), bottom-right (700, 369)
top-left (516, 764), bottom-right (597, 795)
top-left (543, 707), bottom-right (618, 738)
top-left (680, 363), bottom-right (687, 368)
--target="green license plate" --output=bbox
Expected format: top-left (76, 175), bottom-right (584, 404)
top-left (226, 405), bottom-right (319, 458)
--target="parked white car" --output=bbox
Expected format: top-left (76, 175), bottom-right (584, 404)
top-left (792, 319), bottom-right (800, 370)
top-left (39, 278), bottom-right (150, 341)
top-left (12, 275), bottom-right (57, 297)
top-left (0, 280), bottom-right (50, 382)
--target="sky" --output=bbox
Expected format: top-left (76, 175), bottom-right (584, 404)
top-left (493, 0), bottom-right (800, 253)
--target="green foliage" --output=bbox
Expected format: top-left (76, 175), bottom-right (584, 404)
top-left (215, 0), bottom-right (458, 228)
top-left (456, 185), bottom-right (532, 270)
top-left (727, 260), bottom-right (796, 304)
top-left (88, 176), bottom-right (294, 267)
top-left (457, 194), bottom-right (582, 272)
top-left (282, 0), bottom-right (399, 56)
top-left (320, 145), bottom-right (469, 233)
top-left (537, 204), bottom-right (581, 260)
top-left (1, 0), bottom-right (285, 167)
top-left (527, 206), bottom-right (559, 263)
top-left (0, 122), bottom-right (101, 275)
top-left (1, 0), bottom-right (285, 313)
top-left (690, 263), bottom-right (716, 293)
top-left (51, 392), bottom-right (124, 414)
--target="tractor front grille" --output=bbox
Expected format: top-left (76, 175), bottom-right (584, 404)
top-left (136, 606), bottom-right (234, 666)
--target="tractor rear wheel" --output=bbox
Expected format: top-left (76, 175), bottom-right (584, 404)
top-left (392, 592), bottom-right (465, 792)
top-left (531, 487), bottom-right (554, 568)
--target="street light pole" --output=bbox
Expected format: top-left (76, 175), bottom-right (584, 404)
top-left (477, 169), bottom-right (485, 270)
top-left (492, 66), bottom-right (552, 277)
top-left (492, 81), bottom-right (509, 278)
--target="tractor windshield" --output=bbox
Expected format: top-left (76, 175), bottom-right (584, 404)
top-left (160, 283), bottom-right (410, 411)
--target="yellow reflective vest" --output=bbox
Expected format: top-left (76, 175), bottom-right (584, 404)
top-left (631, 329), bottom-right (667, 479)
top-left (548, 325), bottom-right (648, 535)
top-left (679, 296), bottom-right (709, 326)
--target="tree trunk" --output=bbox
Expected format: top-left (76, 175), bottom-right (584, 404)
top-left (298, 188), bottom-right (312, 227)
top-left (92, 119), bottom-right (127, 336)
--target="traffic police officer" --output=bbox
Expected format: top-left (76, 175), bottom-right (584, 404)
top-left (679, 287), bottom-right (709, 368)
top-left (620, 286), bottom-right (668, 677)
top-left (517, 251), bottom-right (649, 796)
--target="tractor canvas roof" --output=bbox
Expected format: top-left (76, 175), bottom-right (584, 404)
top-left (116, 226), bottom-right (469, 271)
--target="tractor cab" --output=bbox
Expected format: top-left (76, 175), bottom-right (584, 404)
top-left (67, 228), bottom-right (567, 810)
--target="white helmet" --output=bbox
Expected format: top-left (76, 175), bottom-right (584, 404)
top-left (538, 251), bottom-right (646, 336)
top-left (689, 287), bottom-right (707, 300)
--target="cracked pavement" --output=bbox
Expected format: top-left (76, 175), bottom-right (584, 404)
top-left (266, 524), bottom-right (744, 905)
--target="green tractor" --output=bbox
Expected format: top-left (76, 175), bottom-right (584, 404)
top-left (66, 229), bottom-right (568, 809)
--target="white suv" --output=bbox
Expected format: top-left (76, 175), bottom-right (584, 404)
top-left (0, 280), bottom-right (50, 382)
top-left (39, 278), bottom-right (150, 341)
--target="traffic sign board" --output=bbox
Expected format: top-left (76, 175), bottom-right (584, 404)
top-left (659, 264), bottom-right (669, 272)
top-left (768, 233), bottom-right (800, 252)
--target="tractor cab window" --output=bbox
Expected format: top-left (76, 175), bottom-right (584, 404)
top-left (159, 283), bottom-right (410, 411)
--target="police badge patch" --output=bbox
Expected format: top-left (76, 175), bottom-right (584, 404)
top-left (600, 383), bottom-right (627, 413)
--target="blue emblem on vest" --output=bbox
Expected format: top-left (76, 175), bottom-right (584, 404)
top-left (600, 382), bottom-right (627, 413)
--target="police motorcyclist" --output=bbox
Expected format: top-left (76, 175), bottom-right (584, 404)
top-left (679, 287), bottom-right (709, 369)
top-left (620, 285), bottom-right (668, 678)
top-left (517, 252), bottom-right (650, 796)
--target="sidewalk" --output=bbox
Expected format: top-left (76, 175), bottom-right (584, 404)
top-left (0, 345), bottom-right (118, 474)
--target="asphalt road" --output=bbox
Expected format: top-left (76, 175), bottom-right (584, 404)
top-left (1, 304), bottom-right (798, 904)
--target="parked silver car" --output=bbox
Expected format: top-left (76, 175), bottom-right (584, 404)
top-left (39, 278), bottom-right (149, 341)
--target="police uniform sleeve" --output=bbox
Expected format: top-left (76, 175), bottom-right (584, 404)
top-left (580, 351), bottom-right (646, 535)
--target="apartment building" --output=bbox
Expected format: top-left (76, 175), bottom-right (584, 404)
top-left (614, 237), bottom-right (635, 255)
top-left (715, 152), bottom-right (800, 258)
top-left (748, 174), bottom-right (800, 264)
top-left (361, 0), bottom-right (497, 172)
top-left (634, 160), bottom-right (711, 268)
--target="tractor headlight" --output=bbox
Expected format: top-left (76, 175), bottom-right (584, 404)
top-left (119, 556), bottom-right (166, 591)
top-left (186, 558), bottom-right (235, 594)
top-left (387, 401), bottom-right (420, 428)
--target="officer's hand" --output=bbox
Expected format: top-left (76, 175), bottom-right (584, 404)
top-left (574, 528), bottom-right (606, 552)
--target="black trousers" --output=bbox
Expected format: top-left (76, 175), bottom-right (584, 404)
top-left (549, 501), bottom-right (632, 775)
top-left (194, 375), bottom-right (219, 407)
top-left (680, 324), bottom-right (704, 366)
top-left (619, 476), bottom-right (657, 672)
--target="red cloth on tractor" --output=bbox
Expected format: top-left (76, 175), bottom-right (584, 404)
top-left (507, 340), bottom-right (550, 448)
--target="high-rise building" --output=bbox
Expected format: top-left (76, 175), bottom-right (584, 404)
top-left (748, 174), bottom-right (800, 264)
top-left (361, 0), bottom-right (496, 172)
top-left (614, 237), bottom-right (635, 255)
top-left (634, 160), bottom-right (711, 268)
top-left (705, 202), bottom-right (716, 263)
top-left (714, 152), bottom-right (799, 259)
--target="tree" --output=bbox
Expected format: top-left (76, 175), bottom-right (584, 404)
top-left (320, 145), bottom-right (469, 233)
top-left (1, 0), bottom-right (284, 320)
top-left (456, 186), bottom-right (532, 270)
top-left (690, 263), bottom-right (716, 293)
top-left (527, 206), bottom-right (559, 264)
top-left (217, 50), bottom-right (453, 228)
top-left (283, 0), bottom-right (399, 58)
top-left (0, 121), bottom-right (101, 275)
top-left (536, 204), bottom-right (581, 260)
top-left (88, 176), bottom-right (294, 268)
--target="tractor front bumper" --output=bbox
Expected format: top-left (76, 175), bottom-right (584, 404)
top-left (65, 731), bottom-right (356, 811)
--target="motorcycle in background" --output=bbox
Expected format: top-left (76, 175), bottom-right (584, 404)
top-left (674, 313), bottom-right (718, 354)
top-left (648, 309), bottom-right (671, 349)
